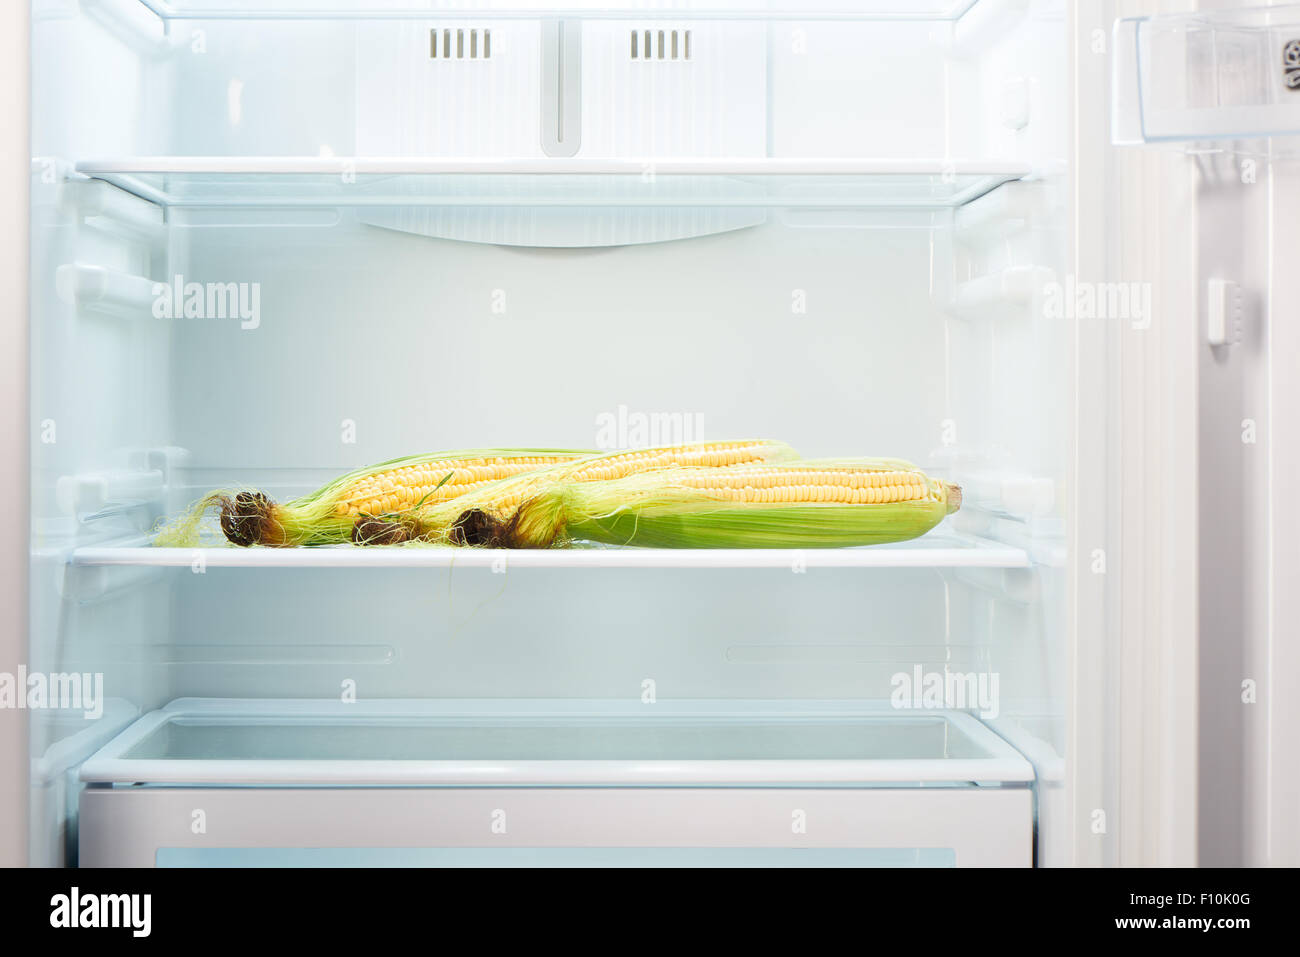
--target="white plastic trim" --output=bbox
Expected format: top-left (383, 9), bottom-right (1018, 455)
top-left (78, 699), bottom-right (1035, 786)
top-left (75, 156), bottom-right (1034, 175)
top-left (80, 786), bottom-right (1032, 868)
top-left (53, 264), bottom-right (156, 316)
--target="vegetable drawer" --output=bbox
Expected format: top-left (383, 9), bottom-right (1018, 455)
top-left (78, 699), bottom-right (1034, 868)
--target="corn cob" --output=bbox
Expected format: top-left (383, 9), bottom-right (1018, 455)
top-left (562, 460), bottom-right (960, 548)
top-left (420, 458), bottom-right (958, 549)
top-left (153, 449), bottom-right (591, 548)
top-left (357, 440), bottom-right (799, 547)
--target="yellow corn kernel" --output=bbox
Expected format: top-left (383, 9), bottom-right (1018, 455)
top-left (559, 440), bottom-right (780, 486)
top-left (677, 467), bottom-right (930, 506)
top-left (332, 452), bottom-right (582, 517)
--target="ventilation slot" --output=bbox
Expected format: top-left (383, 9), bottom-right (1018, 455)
top-left (630, 28), bottom-right (691, 61)
top-left (431, 27), bottom-right (491, 59)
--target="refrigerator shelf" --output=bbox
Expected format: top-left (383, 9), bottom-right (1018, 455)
top-left (69, 534), bottom-right (1032, 570)
top-left (129, 1), bottom-right (984, 22)
top-left (79, 698), bottom-right (1035, 787)
top-left (72, 158), bottom-right (1032, 210)
top-left (1113, 5), bottom-right (1300, 144)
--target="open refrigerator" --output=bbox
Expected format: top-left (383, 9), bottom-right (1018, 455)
top-left (2, 0), bottom-right (1297, 868)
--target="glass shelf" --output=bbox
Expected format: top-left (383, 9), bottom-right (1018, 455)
top-left (1114, 5), bottom-right (1300, 144)
top-left (133, 0), bottom-right (984, 22)
top-left (69, 533), bottom-right (1031, 570)
top-left (73, 158), bottom-right (1031, 210)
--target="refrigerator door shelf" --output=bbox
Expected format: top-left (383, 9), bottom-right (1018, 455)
top-left (78, 698), bottom-right (1036, 787)
top-left (1113, 6), bottom-right (1300, 144)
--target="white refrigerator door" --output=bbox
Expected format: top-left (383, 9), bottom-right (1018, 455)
top-left (1075, 0), bottom-right (1300, 867)
top-left (1068, 0), bottom-right (1198, 868)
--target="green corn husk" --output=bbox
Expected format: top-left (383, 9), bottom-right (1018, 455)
top-left (559, 458), bottom-right (958, 549)
top-left (566, 498), bottom-right (955, 549)
top-left (152, 448), bottom-right (593, 548)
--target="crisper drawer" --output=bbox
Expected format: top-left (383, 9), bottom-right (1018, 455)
top-left (78, 699), bottom-right (1034, 868)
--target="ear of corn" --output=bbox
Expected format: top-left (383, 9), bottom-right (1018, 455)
top-left (323, 451), bottom-right (584, 520)
top-left (548, 460), bottom-right (959, 549)
top-left (153, 448), bottom-right (592, 548)
top-left (380, 440), bottom-right (800, 547)
top-left (155, 441), bottom-right (957, 550)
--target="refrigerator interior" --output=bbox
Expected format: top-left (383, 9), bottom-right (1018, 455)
top-left (28, 0), bottom-right (1074, 866)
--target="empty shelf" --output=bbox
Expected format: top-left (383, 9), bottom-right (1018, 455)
top-left (73, 158), bottom-right (1031, 209)
top-left (69, 535), bottom-right (1031, 570)
top-left (80, 698), bottom-right (1035, 786)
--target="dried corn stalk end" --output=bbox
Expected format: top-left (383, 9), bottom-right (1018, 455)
top-left (152, 490), bottom-right (238, 549)
top-left (152, 487), bottom-right (338, 549)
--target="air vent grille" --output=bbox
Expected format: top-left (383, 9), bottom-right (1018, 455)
top-left (430, 27), bottom-right (491, 59)
top-left (630, 28), bottom-right (691, 61)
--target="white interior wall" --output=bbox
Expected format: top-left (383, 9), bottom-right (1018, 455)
top-left (167, 219), bottom-right (949, 467)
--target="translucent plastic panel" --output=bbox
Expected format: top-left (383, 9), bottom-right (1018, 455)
top-left (124, 714), bottom-right (984, 761)
top-left (1114, 7), bottom-right (1300, 142)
